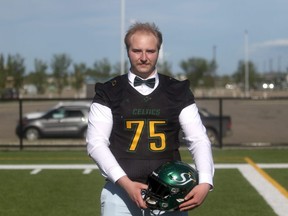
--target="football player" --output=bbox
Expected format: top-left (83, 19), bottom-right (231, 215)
top-left (86, 22), bottom-right (214, 216)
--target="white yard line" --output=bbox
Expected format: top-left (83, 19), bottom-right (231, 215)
top-left (0, 164), bottom-right (97, 170)
top-left (257, 163), bottom-right (288, 168)
top-left (0, 164), bottom-right (244, 171)
top-left (83, 168), bottom-right (93, 174)
top-left (238, 165), bottom-right (288, 216)
top-left (0, 163), bottom-right (287, 215)
top-left (30, 168), bottom-right (42, 175)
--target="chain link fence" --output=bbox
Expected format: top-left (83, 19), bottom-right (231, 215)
top-left (1, 97), bottom-right (287, 150)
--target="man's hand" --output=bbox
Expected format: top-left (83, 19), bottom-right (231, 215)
top-left (178, 183), bottom-right (211, 211)
top-left (117, 176), bottom-right (148, 209)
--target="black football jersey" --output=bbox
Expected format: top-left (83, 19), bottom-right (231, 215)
top-left (93, 73), bottom-right (195, 183)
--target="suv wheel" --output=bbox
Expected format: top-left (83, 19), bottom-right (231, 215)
top-left (206, 128), bottom-right (219, 146)
top-left (25, 128), bottom-right (40, 141)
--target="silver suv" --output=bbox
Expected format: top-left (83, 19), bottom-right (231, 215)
top-left (16, 101), bottom-right (91, 141)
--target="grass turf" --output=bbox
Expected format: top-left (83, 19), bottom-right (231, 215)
top-left (1, 148), bottom-right (288, 164)
top-left (0, 169), bottom-right (279, 216)
top-left (0, 148), bottom-right (287, 215)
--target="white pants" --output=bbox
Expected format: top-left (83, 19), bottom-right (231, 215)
top-left (100, 181), bottom-right (188, 216)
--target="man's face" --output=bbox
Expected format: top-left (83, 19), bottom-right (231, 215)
top-left (127, 31), bottom-right (159, 78)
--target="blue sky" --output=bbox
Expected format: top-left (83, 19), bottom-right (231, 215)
top-left (1, 0), bottom-right (288, 75)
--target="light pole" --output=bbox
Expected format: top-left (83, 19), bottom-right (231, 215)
top-left (120, 0), bottom-right (125, 75)
top-left (213, 45), bottom-right (217, 74)
top-left (244, 30), bottom-right (250, 97)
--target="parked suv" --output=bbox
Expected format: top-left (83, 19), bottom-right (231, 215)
top-left (179, 108), bottom-right (232, 146)
top-left (16, 102), bottom-right (91, 141)
top-left (198, 108), bottom-right (232, 146)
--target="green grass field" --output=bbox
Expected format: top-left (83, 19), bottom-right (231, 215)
top-left (0, 148), bottom-right (287, 216)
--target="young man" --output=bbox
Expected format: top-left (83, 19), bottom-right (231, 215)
top-left (86, 22), bottom-right (214, 216)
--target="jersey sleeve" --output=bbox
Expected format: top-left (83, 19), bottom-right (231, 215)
top-left (92, 83), bottom-right (110, 107)
top-left (163, 76), bottom-right (195, 109)
top-left (92, 75), bottom-right (126, 108)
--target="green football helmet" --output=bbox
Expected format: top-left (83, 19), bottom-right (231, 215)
top-left (144, 160), bottom-right (199, 211)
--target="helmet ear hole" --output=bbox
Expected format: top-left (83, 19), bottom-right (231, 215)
top-left (144, 160), bottom-right (199, 211)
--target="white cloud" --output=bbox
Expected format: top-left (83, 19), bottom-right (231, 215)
top-left (253, 39), bottom-right (288, 48)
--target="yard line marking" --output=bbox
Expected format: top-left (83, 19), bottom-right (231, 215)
top-left (0, 164), bottom-right (97, 170)
top-left (245, 157), bottom-right (288, 198)
top-left (83, 169), bottom-right (93, 174)
top-left (238, 164), bottom-right (288, 216)
top-left (213, 164), bottom-right (245, 169)
top-left (0, 164), bottom-right (98, 174)
top-left (30, 169), bottom-right (42, 175)
top-left (1, 164), bottom-right (287, 170)
top-left (258, 163), bottom-right (288, 168)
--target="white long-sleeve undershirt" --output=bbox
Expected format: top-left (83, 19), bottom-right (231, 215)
top-left (86, 72), bottom-right (214, 186)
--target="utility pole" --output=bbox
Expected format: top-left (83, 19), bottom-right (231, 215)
top-left (244, 30), bottom-right (250, 97)
top-left (213, 45), bottom-right (217, 74)
top-left (120, 0), bottom-right (125, 75)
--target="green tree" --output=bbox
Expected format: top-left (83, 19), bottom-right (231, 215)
top-left (180, 57), bottom-right (216, 88)
top-left (157, 60), bottom-right (173, 76)
top-left (6, 54), bottom-right (25, 91)
top-left (26, 59), bottom-right (48, 94)
top-left (0, 54), bottom-right (6, 89)
top-left (232, 60), bottom-right (261, 89)
top-left (113, 61), bottom-right (129, 76)
top-left (50, 53), bottom-right (72, 96)
top-left (71, 63), bottom-right (86, 97)
top-left (87, 58), bottom-right (112, 82)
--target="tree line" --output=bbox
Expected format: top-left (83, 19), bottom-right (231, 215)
top-left (0, 52), bottom-right (268, 97)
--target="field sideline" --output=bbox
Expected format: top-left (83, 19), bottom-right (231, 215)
top-left (0, 149), bottom-right (287, 216)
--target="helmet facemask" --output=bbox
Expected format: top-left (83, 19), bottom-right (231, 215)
top-left (144, 161), bottom-right (199, 212)
top-left (144, 174), bottom-right (172, 210)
